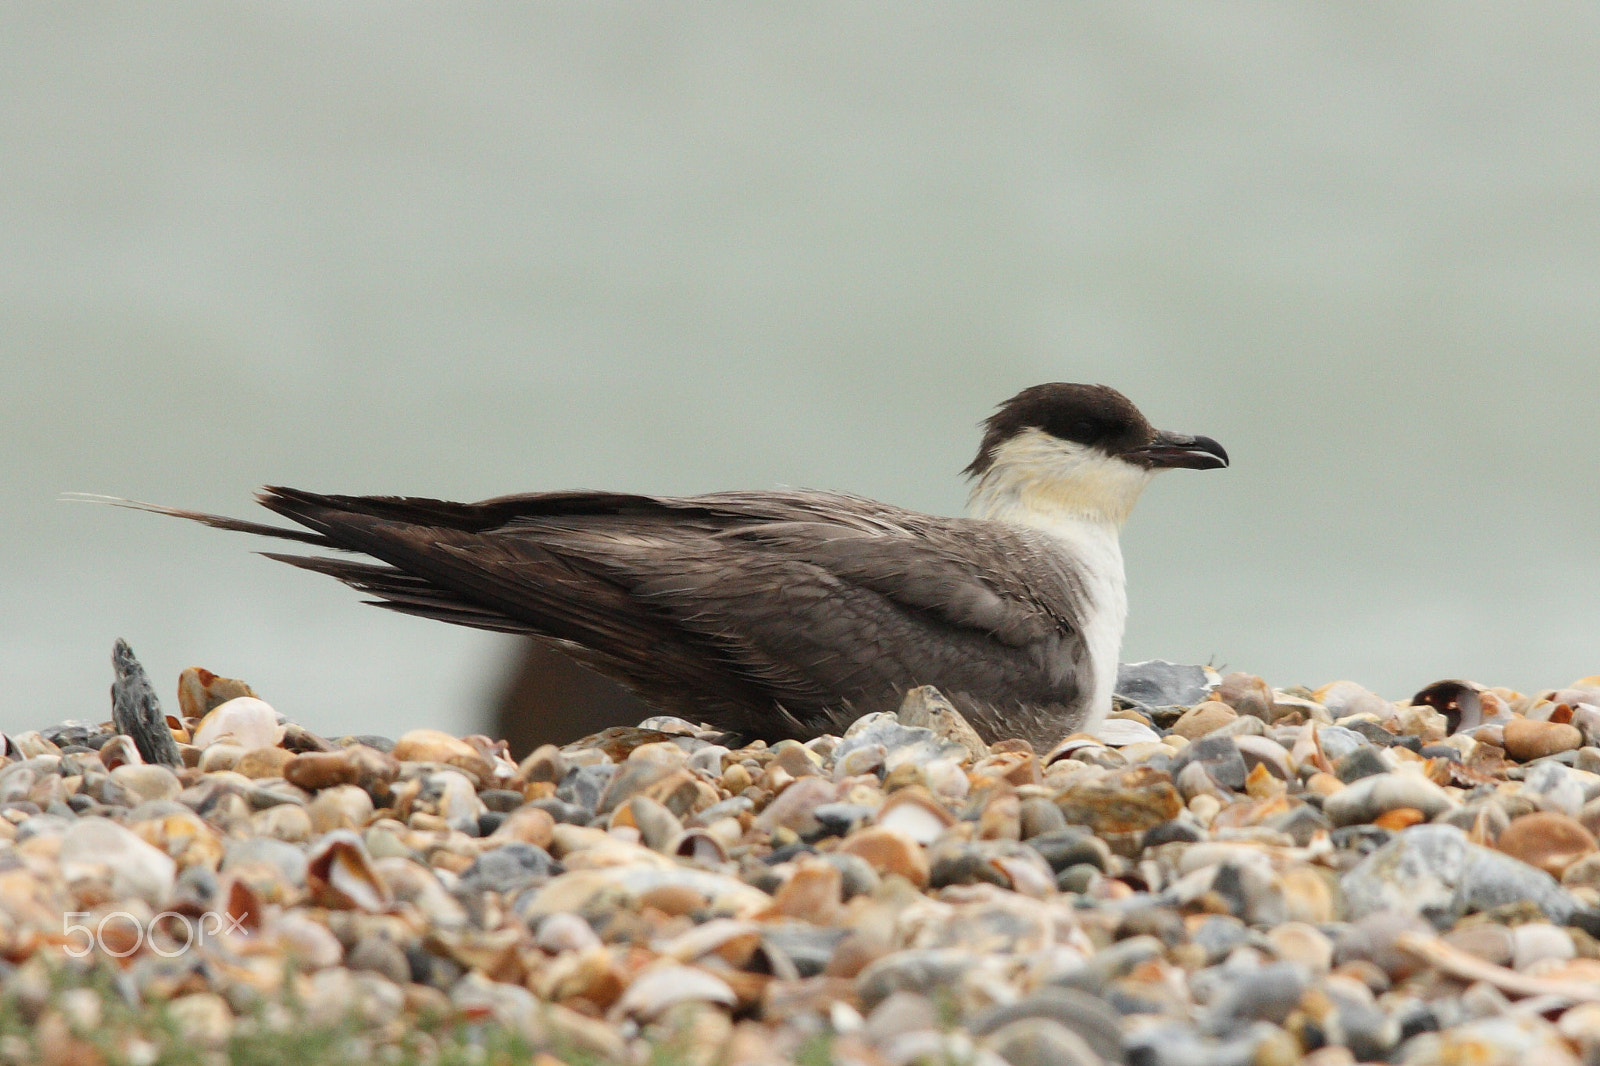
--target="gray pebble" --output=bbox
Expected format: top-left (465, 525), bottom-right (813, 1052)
top-left (982, 1019), bottom-right (1105, 1066)
top-left (1019, 796), bottom-right (1068, 839)
top-left (1199, 960), bottom-right (1309, 1035)
top-left (222, 837), bottom-right (309, 887)
top-left (1170, 736), bottom-right (1248, 792)
top-left (461, 842), bottom-right (556, 894)
top-left (1341, 823), bottom-right (1580, 927)
top-left (345, 937), bottom-right (410, 985)
top-left (821, 851), bottom-right (880, 900)
top-left (1027, 828), bottom-right (1109, 872)
top-left (1316, 726), bottom-right (1372, 762)
top-left (1334, 745), bottom-right (1391, 783)
top-left (1115, 660), bottom-right (1215, 710)
top-left (974, 987), bottom-right (1124, 1063)
top-left (1323, 771), bottom-right (1454, 827)
top-left (857, 948), bottom-right (975, 1008)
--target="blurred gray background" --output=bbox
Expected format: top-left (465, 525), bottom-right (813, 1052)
top-left (4, 4), bottom-right (1598, 739)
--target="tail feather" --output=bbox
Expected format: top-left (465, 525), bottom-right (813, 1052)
top-left (63, 494), bottom-right (331, 548)
top-left (260, 551), bottom-right (539, 634)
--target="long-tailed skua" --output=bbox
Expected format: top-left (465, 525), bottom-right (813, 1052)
top-left (105, 383), bottom-right (1226, 749)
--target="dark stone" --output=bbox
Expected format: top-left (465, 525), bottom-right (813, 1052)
top-left (525, 796), bottom-right (592, 826)
top-left (1567, 909), bottom-right (1600, 940)
top-left (1418, 745), bottom-right (1460, 762)
top-left (343, 734), bottom-right (396, 753)
top-left (929, 845), bottom-right (1009, 889)
top-left (1330, 824), bottom-right (1393, 857)
top-left (109, 639), bottom-right (183, 768)
top-left (556, 763), bottom-right (616, 812)
top-left (476, 811), bottom-right (506, 837)
top-left (478, 789), bottom-right (525, 813)
top-left (1027, 828), bottom-right (1107, 872)
top-left (1343, 719), bottom-right (1399, 746)
top-left (1394, 999), bottom-right (1440, 1042)
top-left (1391, 734), bottom-right (1423, 753)
top-left (40, 723), bottom-right (96, 748)
top-left (812, 802), bottom-right (874, 837)
top-left (406, 943), bottom-right (461, 989)
top-left (1115, 660), bottom-right (1214, 710)
top-left (1334, 746), bottom-right (1390, 784)
top-left (1210, 863), bottom-right (1250, 918)
top-left (1142, 820), bottom-right (1203, 848)
top-left (763, 841), bottom-right (817, 865)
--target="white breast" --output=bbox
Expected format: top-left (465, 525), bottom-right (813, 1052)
top-left (965, 429), bottom-right (1153, 731)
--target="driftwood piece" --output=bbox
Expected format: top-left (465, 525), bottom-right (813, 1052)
top-left (110, 638), bottom-right (184, 767)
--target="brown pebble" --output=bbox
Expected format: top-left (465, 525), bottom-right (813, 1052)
top-left (306, 784), bottom-right (375, 834)
top-left (1372, 807), bottom-right (1426, 831)
top-left (492, 806), bottom-right (556, 849)
top-left (1305, 773), bottom-right (1345, 797)
top-left (638, 883), bottom-right (707, 917)
top-left (1054, 767), bottom-right (1183, 833)
top-left (1217, 672), bottom-right (1276, 721)
top-left (837, 827), bottom-right (930, 889)
top-left (233, 746), bottom-right (295, 780)
top-left (1171, 701), bottom-right (1238, 739)
top-left (176, 666), bottom-right (257, 720)
top-left (284, 750), bottom-right (360, 791)
top-left (392, 728), bottom-right (494, 780)
top-left (1497, 810), bottom-right (1599, 878)
top-left (1502, 718), bottom-right (1583, 761)
top-left (767, 858), bottom-right (843, 924)
top-left (1244, 762), bottom-right (1285, 800)
top-left (514, 743), bottom-right (567, 786)
top-left (1281, 866), bottom-right (1339, 924)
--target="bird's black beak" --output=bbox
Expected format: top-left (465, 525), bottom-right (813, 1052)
top-left (1124, 430), bottom-right (1229, 471)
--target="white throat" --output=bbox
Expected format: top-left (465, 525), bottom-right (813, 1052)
top-left (964, 429), bottom-right (1158, 729)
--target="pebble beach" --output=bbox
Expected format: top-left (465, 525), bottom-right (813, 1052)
top-left (5, 645), bottom-right (1600, 1066)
